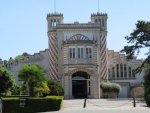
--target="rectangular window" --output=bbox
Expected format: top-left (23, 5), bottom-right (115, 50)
top-left (78, 48), bottom-right (81, 58)
top-left (102, 19), bottom-right (104, 27)
top-left (81, 48), bottom-right (83, 58)
top-left (89, 48), bottom-right (92, 58)
top-left (116, 64), bottom-right (119, 78)
top-left (69, 48), bottom-right (72, 58)
top-left (73, 48), bottom-right (75, 58)
top-left (120, 64), bottom-right (123, 78)
top-left (129, 67), bottom-right (132, 77)
top-left (69, 48), bottom-right (75, 58)
top-left (112, 67), bottom-right (115, 77)
top-left (132, 70), bottom-right (135, 78)
top-left (86, 48), bottom-right (92, 58)
top-left (124, 64), bottom-right (127, 78)
top-left (78, 47), bottom-right (84, 58)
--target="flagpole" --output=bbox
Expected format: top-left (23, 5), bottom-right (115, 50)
top-left (54, 0), bottom-right (56, 13)
top-left (98, 0), bottom-right (99, 13)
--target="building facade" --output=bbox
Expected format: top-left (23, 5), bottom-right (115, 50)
top-left (7, 12), bottom-right (144, 99)
top-left (47, 12), bottom-right (108, 99)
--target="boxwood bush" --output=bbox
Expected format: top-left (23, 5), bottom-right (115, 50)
top-left (100, 81), bottom-right (121, 98)
top-left (2, 96), bottom-right (63, 113)
top-left (100, 82), bottom-right (121, 93)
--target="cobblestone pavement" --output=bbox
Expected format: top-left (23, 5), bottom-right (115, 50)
top-left (40, 99), bottom-right (150, 113)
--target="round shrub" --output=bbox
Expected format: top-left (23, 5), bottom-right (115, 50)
top-left (100, 81), bottom-right (121, 93)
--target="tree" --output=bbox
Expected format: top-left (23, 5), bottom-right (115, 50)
top-left (0, 65), bottom-right (16, 96)
top-left (22, 52), bottom-right (30, 56)
top-left (18, 64), bottom-right (47, 96)
top-left (121, 21), bottom-right (150, 106)
top-left (47, 80), bottom-right (64, 96)
top-left (15, 52), bottom-right (30, 61)
top-left (121, 21), bottom-right (150, 72)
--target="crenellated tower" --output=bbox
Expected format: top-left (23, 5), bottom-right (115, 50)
top-left (91, 12), bottom-right (108, 80)
top-left (47, 13), bottom-right (63, 80)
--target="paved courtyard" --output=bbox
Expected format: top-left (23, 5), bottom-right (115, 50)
top-left (40, 99), bottom-right (150, 113)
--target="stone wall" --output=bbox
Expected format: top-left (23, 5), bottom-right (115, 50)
top-left (8, 49), bottom-right (49, 84)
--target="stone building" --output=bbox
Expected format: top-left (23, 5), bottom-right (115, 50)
top-left (107, 50), bottom-right (144, 98)
top-left (8, 12), bottom-right (144, 99)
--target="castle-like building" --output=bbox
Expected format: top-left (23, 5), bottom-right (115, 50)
top-left (7, 12), bottom-right (144, 99)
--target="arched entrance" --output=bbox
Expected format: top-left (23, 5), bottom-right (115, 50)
top-left (72, 71), bottom-right (90, 99)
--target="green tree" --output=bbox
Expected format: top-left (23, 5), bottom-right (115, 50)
top-left (18, 64), bottom-right (47, 96)
top-left (0, 65), bottom-right (16, 96)
top-left (121, 21), bottom-right (150, 106)
top-left (15, 52), bottom-right (30, 61)
top-left (121, 21), bottom-right (150, 72)
top-left (47, 80), bottom-right (64, 96)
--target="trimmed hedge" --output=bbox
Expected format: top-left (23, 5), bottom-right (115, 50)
top-left (144, 87), bottom-right (150, 107)
top-left (2, 96), bottom-right (63, 113)
top-left (100, 82), bottom-right (121, 98)
top-left (100, 82), bottom-right (121, 93)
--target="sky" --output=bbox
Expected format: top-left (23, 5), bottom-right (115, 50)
top-left (0, 0), bottom-right (150, 60)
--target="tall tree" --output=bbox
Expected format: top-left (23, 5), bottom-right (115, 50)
top-left (121, 21), bottom-right (150, 72)
top-left (18, 64), bottom-right (46, 96)
top-left (0, 65), bottom-right (15, 96)
top-left (121, 21), bottom-right (150, 107)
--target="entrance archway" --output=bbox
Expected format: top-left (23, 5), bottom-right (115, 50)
top-left (72, 71), bottom-right (90, 99)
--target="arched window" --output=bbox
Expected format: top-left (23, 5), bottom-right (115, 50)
top-left (112, 67), bottom-right (115, 78)
top-left (124, 64), bottom-right (127, 78)
top-left (120, 64), bottom-right (123, 78)
top-left (129, 67), bottom-right (132, 77)
top-left (108, 69), bottom-right (111, 78)
top-left (116, 64), bottom-right (119, 78)
top-left (132, 70), bottom-right (135, 78)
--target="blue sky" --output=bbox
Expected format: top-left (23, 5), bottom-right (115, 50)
top-left (0, 0), bottom-right (150, 60)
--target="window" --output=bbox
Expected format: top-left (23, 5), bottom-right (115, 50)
top-left (78, 48), bottom-right (84, 58)
top-left (112, 67), bottom-right (115, 77)
top-left (108, 69), bottom-right (111, 77)
top-left (69, 48), bottom-right (75, 58)
top-left (99, 19), bottom-right (101, 25)
top-left (129, 67), bottom-right (132, 77)
top-left (120, 64), bottom-right (123, 78)
top-left (116, 64), bottom-right (119, 77)
top-left (132, 70), bottom-right (135, 78)
top-left (102, 19), bottom-right (104, 27)
top-left (124, 64), bottom-right (127, 78)
top-left (78, 48), bottom-right (80, 58)
top-left (86, 48), bottom-right (92, 58)
top-left (73, 48), bottom-right (75, 58)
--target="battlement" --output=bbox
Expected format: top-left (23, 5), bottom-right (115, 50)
top-left (107, 49), bottom-right (143, 62)
top-left (56, 23), bottom-right (102, 29)
top-left (91, 12), bottom-right (107, 17)
top-left (47, 13), bottom-right (63, 18)
top-left (9, 49), bottom-right (49, 66)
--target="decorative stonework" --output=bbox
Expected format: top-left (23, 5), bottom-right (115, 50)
top-left (68, 68), bottom-right (93, 76)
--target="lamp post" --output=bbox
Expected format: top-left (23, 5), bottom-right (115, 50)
top-left (133, 87), bottom-right (136, 107)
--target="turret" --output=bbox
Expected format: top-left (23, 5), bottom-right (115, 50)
top-left (47, 13), bottom-right (63, 31)
top-left (91, 12), bottom-right (108, 30)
